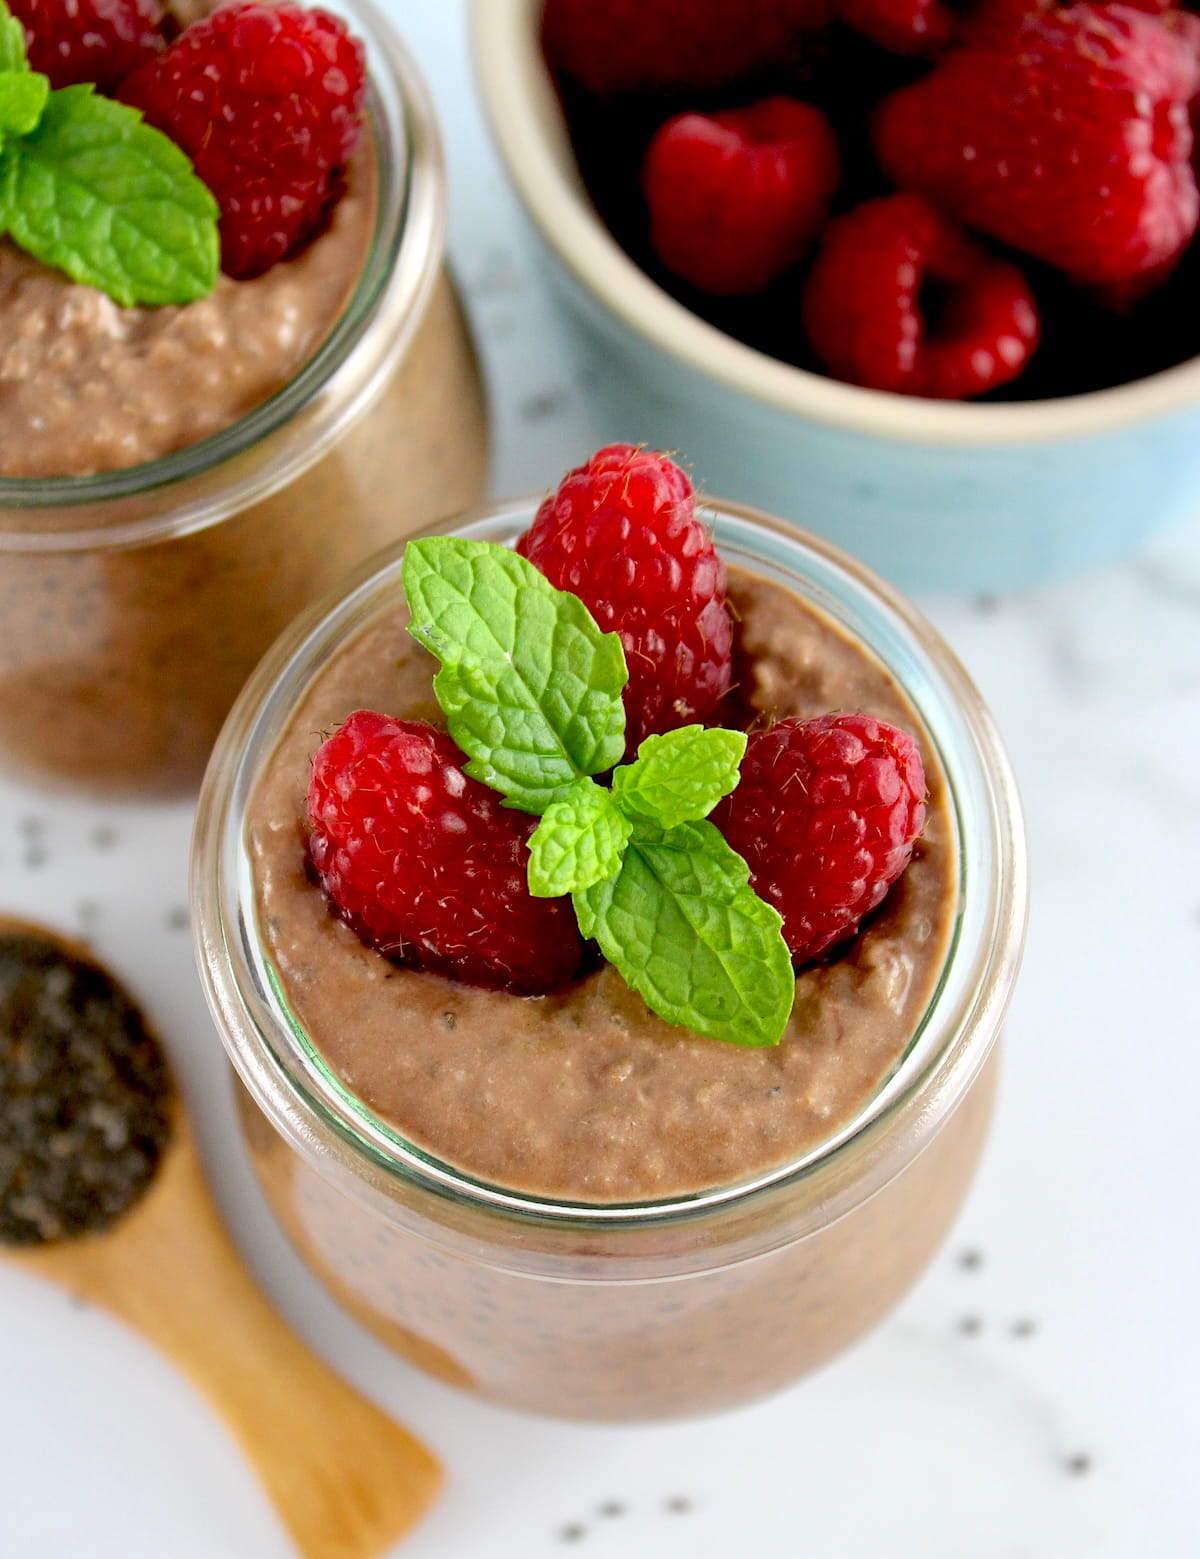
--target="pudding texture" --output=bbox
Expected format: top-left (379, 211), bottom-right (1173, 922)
top-left (0, 139), bottom-right (488, 796)
top-left (248, 566), bottom-right (957, 1203)
top-left (0, 144), bottom-right (377, 479)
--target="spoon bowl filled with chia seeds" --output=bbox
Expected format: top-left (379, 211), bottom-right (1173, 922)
top-left (0, 918), bottom-right (442, 1559)
top-left (0, 924), bottom-right (173, 1248)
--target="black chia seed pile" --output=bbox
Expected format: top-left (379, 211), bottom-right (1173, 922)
top-left (0, 930), bottom-right (173, 1247)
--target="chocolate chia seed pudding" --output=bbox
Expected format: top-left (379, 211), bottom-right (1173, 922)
top-left (194, 501), bottom-right (1027, 1420)
top-left (0, 5), bottom-right (487, 797)
top-left (0, 143), bottom-right (377, 480)
top-left (248, 568), bottom-right (954, 1202)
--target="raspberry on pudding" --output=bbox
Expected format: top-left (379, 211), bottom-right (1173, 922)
top-left (119, 2), bottom-right (368, 279)
top-left (304, 449), bottom-right (928, 1004)
top-left (712, 712), bottom-right (928, 965)
top-left (247, 448), bottom-right (957, 1194)
top-left (516, 444), bottom-right (733, 752)
top-left (8, 0), bottom-right (166, 92)
top-left (307, 713), bottom-right (586, 996)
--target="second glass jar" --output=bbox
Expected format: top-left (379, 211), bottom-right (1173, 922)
top-left (0, 1), bottom-right (486, 798)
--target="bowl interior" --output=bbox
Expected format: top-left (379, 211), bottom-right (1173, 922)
top-left (471, 0), bottom-right (1200, 446)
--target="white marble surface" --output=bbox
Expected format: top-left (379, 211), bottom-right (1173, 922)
top-left (3, 3), bottom-right (1200, 1554)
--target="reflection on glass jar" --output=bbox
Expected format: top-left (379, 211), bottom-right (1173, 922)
top-left (193, 500), bottom-right (1026, 1421)
top-left (0, 4), bottom-right (487, 798)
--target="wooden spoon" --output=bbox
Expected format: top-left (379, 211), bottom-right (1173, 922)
top-left (0, 919), bottom-right (442, 1559)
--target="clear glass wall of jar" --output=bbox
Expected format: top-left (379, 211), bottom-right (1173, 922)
top-left (0, 1), bottom-right (487, 798)
top-left (192, 500), bottom-right (1027, 1422)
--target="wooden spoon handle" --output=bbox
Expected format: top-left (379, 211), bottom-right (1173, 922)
top-left (18, 1119), bottom-right (442, 1559)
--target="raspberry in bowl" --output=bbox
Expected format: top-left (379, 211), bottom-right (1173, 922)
top-left (192, 446), bottom-right (1027, 1420)
top-left (470, 0), bottom-right (1200, 593)
top-left (0, 0), bottom-right (487, 797)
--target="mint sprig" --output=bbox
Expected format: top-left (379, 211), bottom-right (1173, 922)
top-left (403, 537), bottom-right (628, 813)
top-left (527, 778), bottom-right (632, 898)
top-left (0, 3), bottom-right (27, 75)
top-left (0, 3), bottom-right (219, 306)
top-left (611, 725), bottom-right (747, 830)
top-left (405, 536), bottom-right (795, 1047)
top-left (575, 821), bottom-right (795, 1049)
top-left (0, 69), bottom-right (46, 137)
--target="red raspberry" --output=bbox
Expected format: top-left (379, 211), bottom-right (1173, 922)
top-left (802, 193), bottom-right (1040, 398)
top-left (541, 0), bottom-right (830, 96)
top-left (711, 714), bottom-right (927, 967)
top-left (307, 712), bottom-right (584, 996)
top-left (642, 98), bottom-right (839, 296)
top-left (517, 445), bottom-right (733, 755)
top-left (961, 0), bottom-right (1192, 44)
top-left (836, 0), bottom-right (955, 56)
top-left (8, 0), bottom-right (165, 93)
top-left (873, 3), bottom-right (1200, 292)
top-left (119, 2), bottom-right (366, 280)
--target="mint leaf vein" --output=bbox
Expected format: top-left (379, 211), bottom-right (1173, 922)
top-left (575, 819), bottom-right (794, 1047)
top-left (0, 85), bottom-right (218, 306)
top-left (612, 725), bottom-right (747, 830)
top-left (403, 537), bottom-right (628, 813)
top-left (528, 779), bottom-right (632, 898)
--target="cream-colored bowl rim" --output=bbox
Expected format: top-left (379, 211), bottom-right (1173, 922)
top-left (471, 0), bottom-right (1200, 448)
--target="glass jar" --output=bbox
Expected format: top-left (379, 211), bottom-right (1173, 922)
top-left (192, 499), bottom-right (1027, 1421)
top-left (0, 1), bottom-right (487, 798)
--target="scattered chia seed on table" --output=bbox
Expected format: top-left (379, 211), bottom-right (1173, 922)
top-left (0, 930), bottom-right (172, 1247)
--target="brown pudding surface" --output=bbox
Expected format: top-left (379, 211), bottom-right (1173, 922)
top-left (0, 128), bottom-right (488, 796)
top-left (248, 566), bottom-right (957, 1204)
top-left (0, 145), bottom-right (375, 480)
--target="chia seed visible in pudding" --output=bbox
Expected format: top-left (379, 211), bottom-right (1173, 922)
top-left (0, 23), bottom-right (489, 796)
top-left (0, 144), bottom-right (376, 480)
top-left (248, 566), bottom-right (957, 1203)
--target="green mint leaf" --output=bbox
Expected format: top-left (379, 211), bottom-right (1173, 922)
top-left (403, 537), bottom-right (628, 814)
top-left (0, 85), bottom-right (219, 306)
top-left (574, 818), bottom-right (794, 1047)
top-left (612, 725), bottom-right (747, 831)
top-left (528, 778), bottom-right (632, 898)
top-left (0, 2), bottom-right (29, 75)
top-left (0, 70), bottom-right (47, 139)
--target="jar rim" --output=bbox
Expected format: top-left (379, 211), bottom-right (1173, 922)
top-left (0, 0), bottom-right (444, 552)
top-left (192, 496), bottom-right (1028, 1238)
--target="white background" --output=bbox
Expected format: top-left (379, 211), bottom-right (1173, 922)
top-left (3, 2), bottom-right (1199, 1554)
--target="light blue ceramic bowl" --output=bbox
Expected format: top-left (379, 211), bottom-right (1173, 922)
top-left (471, 0), bottom-right (1200, 596)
